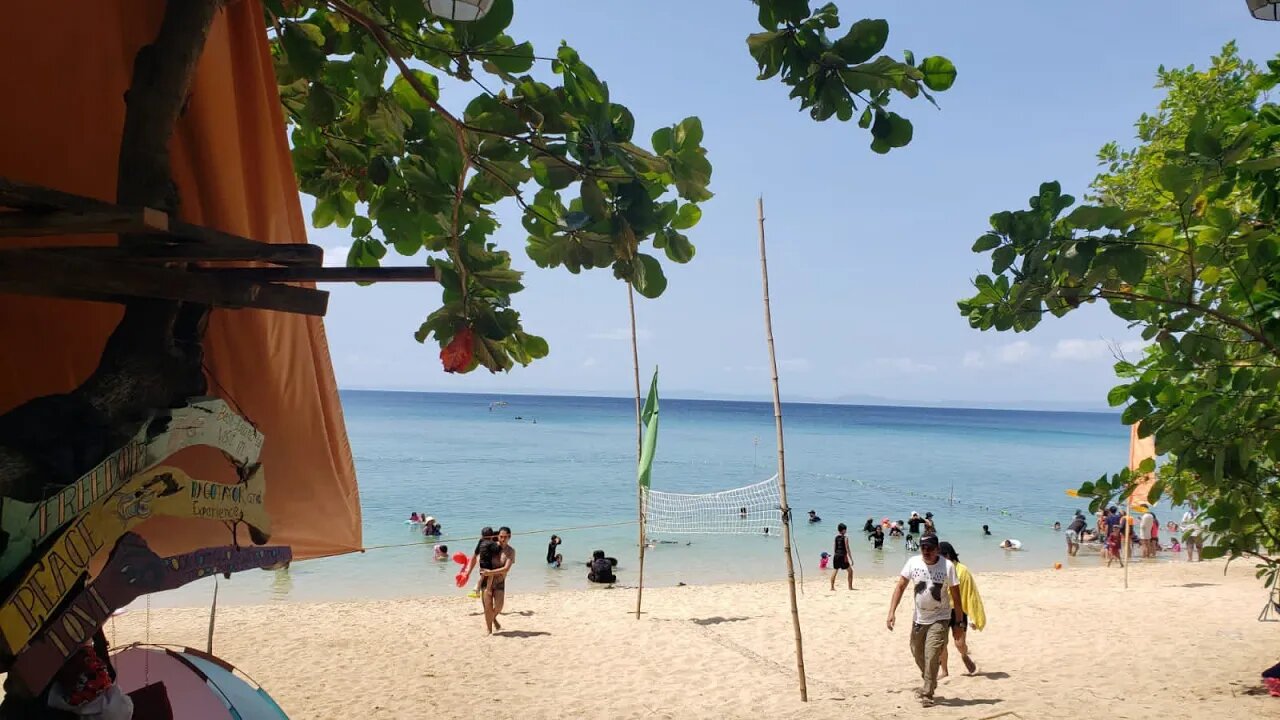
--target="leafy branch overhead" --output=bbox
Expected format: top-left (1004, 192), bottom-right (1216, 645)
top-left (748, 1), bottom-right (956, 153)
top-left (957, 45), bottom-right (1280, 584)
top-left (267, 0), bottom-right (952, 374)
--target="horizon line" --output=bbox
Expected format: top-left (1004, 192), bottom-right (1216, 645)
top-left (336, 386), bottom-right (1117, 415)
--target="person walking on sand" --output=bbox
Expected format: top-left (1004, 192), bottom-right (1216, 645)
top-left (938, 541), bottom-right (985, 678)
top-left (488, 526), bottom-right (517, 623)
top-left (886, 534), bottom-right (962, 708)
top-left (475, 534), bottom-right (504, 634)
top-left (830, 523), bottom-right (854, 590)
top-left (1182, 506), bottom-right (1203, 561)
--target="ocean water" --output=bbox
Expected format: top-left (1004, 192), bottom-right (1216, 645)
top-left (146, 390), bottom-right (1172, 608)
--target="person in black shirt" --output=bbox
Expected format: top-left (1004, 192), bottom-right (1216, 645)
top-left (463, 526), bottom-right (496, 597)
top-left (871, 524), bottom-right (885, 549)
top-left (546, 534), bottom-right (563, 567)
top-left (863, 517), bottom-right (875, 535)
top-left (829, 523), bottom-right (854, 590)
top-left (808, 510), bottom-right (822, 523)
top-left (907, 512), bottom-right (924, 536)
top-left (587, 550), bottom-right (617, 584)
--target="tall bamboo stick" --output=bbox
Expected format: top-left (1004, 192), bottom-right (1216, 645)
top-left (629, 283), bottom-right (647, 620)
top-left (757, 197), bottom-right (808, 702)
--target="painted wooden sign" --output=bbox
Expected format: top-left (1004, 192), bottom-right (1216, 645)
top-left (7, 532), bottom-right (291, 696)
top-left (0, 397), bottom-right (263, 581)
top-left (0, 465), bottom-right (271, 658)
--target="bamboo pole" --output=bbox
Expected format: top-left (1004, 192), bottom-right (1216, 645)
top-left (629, 283), bottom-right (647, 620)
top-left (1123, 501), bottom-right (1131, 589)
top-left (757, 197), bottom-right (808, 702)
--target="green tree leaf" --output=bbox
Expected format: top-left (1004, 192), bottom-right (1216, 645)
top-left (632, 253), bottom-right (669, 298)
top-left (833, 19), bottom-right (888, 64)
top-left (671, 203), bottom-right (702, 230)
top-left (919, 56), bottom-right (956, 91)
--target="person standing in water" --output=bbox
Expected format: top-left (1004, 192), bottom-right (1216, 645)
top-left (830, 523), bottom-right (854, 590)
top-left (886, 534), bottom-right (962, 708)
top-left (546, 534), bottom-right (563, 568)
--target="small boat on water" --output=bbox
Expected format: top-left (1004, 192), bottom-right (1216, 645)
top-left (488, 400), bottom-right (509, 411)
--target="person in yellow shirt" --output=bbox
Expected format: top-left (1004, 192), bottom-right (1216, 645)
top-left (938, 541), bottom-right (985, 677)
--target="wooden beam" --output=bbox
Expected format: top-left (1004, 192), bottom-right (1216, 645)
top-left (193, 265), bottom-right (438, 283)
top-left (0, 177), bottom-right (116, 213)
top-left (0, 178), bottom-right (328, 267)
top-left (18, 242), bottom-right (323, 266)
top-left (0, 249), bottom-right (328, 315)
top-left (0, 207), bottom-right (168, 237)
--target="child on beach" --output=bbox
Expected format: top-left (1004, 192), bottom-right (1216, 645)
top-left (1106, 527), bottom-right (1124, 567)
top-left (434, 544), bottom-right (448, 561)
top-left (819, 552), bottom-right (830, 569)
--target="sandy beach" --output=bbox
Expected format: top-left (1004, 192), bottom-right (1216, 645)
top-left (89, 559), bottom-right (1279, 719)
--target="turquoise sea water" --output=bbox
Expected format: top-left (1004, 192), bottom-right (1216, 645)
top-left (147, 390), bottom-right (1173, 608)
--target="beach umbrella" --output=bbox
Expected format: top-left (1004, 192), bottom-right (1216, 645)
top-left (112, 645), bottom-right (289, 719)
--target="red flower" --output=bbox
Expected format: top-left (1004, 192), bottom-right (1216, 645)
top-left (440, 327), bottom-right (475, 373)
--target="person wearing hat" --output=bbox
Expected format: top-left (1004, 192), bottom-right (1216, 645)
top-left (937, 541), bottom-right (984, 677)
top-left (907, 511), bottom-right (924, 537)
top-left (886, 534), bottom-right (962, 707)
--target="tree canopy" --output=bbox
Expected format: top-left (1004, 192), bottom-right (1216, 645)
top-left (957, 44), bottom-right (1280, 586)
top-left (264, 0), bottom-right (954, 372)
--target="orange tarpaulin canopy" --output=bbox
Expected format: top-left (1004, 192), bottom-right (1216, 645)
top-left (0, 1), bottom-right (360, 560)
top-left (1128, 423), bottom-right (1157, 509)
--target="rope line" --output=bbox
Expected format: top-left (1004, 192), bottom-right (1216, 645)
top-left (358, 519), bottom-right (637, 553)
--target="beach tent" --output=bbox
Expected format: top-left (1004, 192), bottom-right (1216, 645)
top-left (0, 1), bottom-right (361, 560)
top-left (112, 645), bottom-right (289, 719)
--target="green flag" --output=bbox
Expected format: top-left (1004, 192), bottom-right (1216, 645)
top-left (637, 368), bottom-right (659, 490)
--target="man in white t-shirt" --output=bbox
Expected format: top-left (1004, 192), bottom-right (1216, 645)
top-left (886, 534), bottom-right (962, 707)
top-left (1139, 511), bottom-right (1155, 558)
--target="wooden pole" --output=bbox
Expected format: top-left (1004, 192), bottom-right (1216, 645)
top-left (757, 197), bottom-right (808, 702)
top-left (1123, 501), bottom-right (1131, 589)
top-left (630, 283), bottom-right (647, 620)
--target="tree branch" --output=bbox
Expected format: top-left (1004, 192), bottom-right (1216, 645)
top-left (1098, 288), bottom-right (1280, 356)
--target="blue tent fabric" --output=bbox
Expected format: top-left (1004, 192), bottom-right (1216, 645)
top-left (175, 651), bottom-right (290, 720)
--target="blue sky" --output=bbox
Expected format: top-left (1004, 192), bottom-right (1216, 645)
top-left (305, 1), bottom-right (1279, 407)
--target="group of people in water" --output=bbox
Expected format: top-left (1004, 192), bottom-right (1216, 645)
top-left (407, 512), bottom-right (442, 537)
top-left (1057, 505), bottom-right (1204, 566)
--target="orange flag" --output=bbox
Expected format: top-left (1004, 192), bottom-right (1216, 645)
top-left (1128, 424), bottom-right (1157, 508)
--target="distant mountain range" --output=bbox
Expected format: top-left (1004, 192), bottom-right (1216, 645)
top-left (340, 385), bottom-right (1113, 414)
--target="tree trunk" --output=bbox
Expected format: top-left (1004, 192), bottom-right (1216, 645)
top-left (0, 0), bottom-right (225, 500)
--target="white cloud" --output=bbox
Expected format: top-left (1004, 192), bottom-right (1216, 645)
top-left (1052, 339), bottom-right (1111, 361)
top-left (779, 358), bottom-right (812, 372)
top-left (1051, 338), bottom-right (1149, 362)
top-left (874, 357), bottom-right (938, 374)
top-left (589, 328), bottom-right (654, 341)
top-left (962, 340), bottom-right (1039, 368)
top-left (997, 340), bottom-right (1037, 364)
top-left (323, 245), bottom-right (349, 267)
top-left (581, 356), bottom-right (598, 368)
